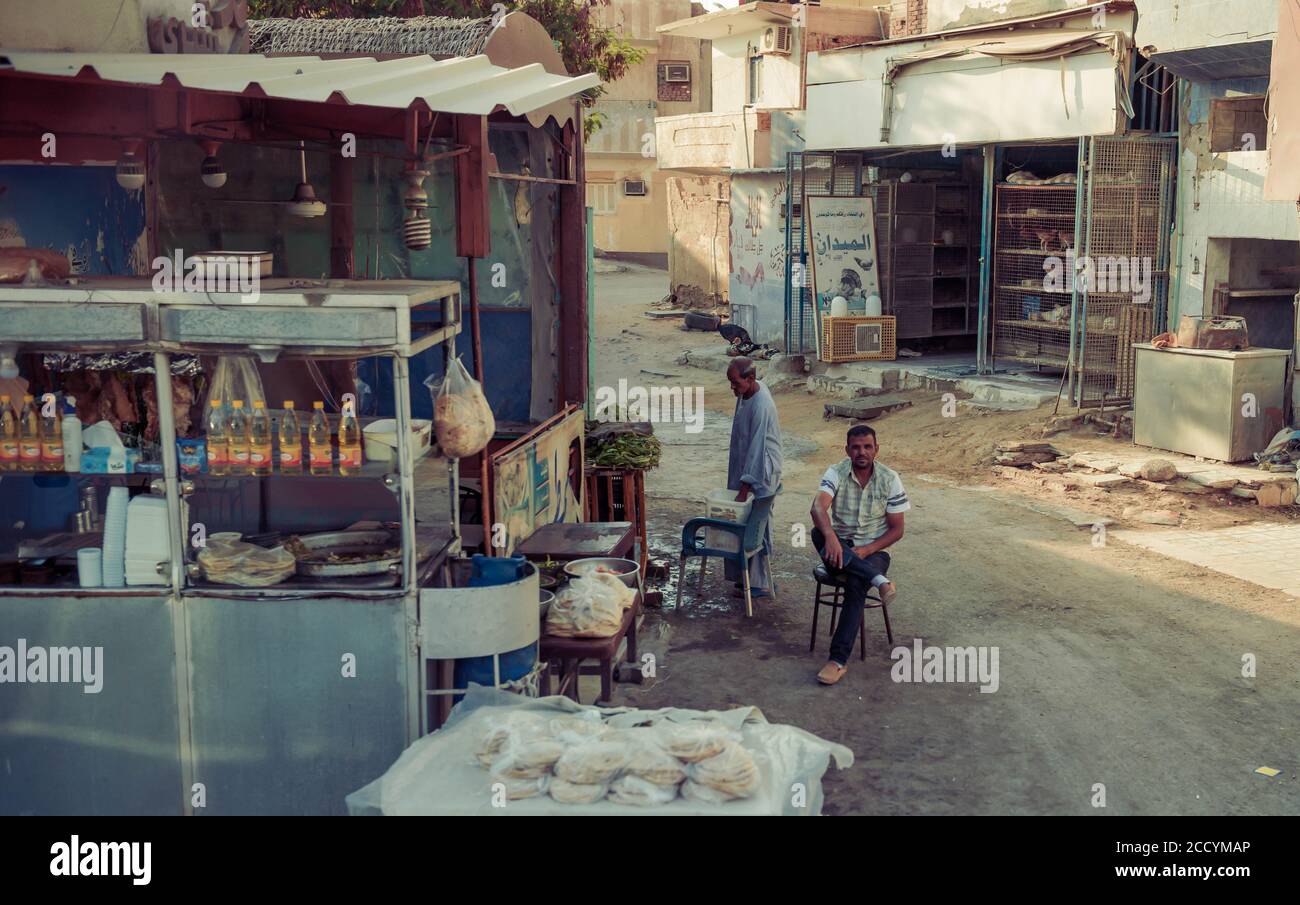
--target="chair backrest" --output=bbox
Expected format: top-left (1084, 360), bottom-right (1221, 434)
top-left (743, 483), bottom-right (782, 552)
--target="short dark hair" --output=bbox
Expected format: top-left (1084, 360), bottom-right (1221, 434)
top-left (846, 424), bottom-right (877, 444)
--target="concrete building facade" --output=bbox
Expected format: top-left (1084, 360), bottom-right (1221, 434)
top-left (655, 1), bottom-right (883, 315)
top-left (586, 0), bottom-right (711, 267)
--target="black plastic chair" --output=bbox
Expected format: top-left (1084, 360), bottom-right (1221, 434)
top-left (677, 486), bottom-right (781, 618)
top-left (811, 563), bottom-right (893, 660)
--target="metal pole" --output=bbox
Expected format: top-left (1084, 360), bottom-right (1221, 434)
top-left (393, 352), bottom-right (420, 744)
top-left (976, 145), bottom-right (995, 374)
top-left (467, 257), bottom-right (491, 553)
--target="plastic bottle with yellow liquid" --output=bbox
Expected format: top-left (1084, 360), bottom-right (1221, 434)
top-left (278, 401), bottom-right (302, 474)
top-left (206, 399), bottom-right (228, 476)
top-left (17, 395), bottom-right (41, 472)
top-left (249, 400), bottom-right (273, 476)
top-left (227, 400), bottom-right (250, 475)
top-left (0, 395), bottom-right (18, 471)
top-left (40, 395), bottom-right (64, 472)
top-left (308, 401), bottom-right (333, 476)
top-left (338, 400), bottom-right (363, 476)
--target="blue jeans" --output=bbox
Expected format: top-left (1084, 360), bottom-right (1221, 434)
top-left (813, 528), bottom-right (890, 666)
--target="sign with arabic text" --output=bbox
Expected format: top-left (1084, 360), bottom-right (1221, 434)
top-left (807, 194), bottom-right (880, 320)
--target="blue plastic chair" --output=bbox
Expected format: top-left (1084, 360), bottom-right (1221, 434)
top-left (677, 485), bottom-right (781, 617)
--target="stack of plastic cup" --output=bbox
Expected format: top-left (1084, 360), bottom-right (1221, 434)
top-left (101, 486), bottom-right (128, 588)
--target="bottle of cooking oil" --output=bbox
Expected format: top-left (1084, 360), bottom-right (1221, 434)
top-left (18, 395), bottom-right (40, 473)
top-left (39, 395), bottom-right (63, 472)
top-left (249, 400), bottom-right (273, 476)
top-left (0, 395), bottom-right (18, 472)
top-left (308, 401), bottom-right (332, 476)
top-left (278, 401), bottom-right (302, 474)
top-left (338, 399), bottom-right (363, 476)
top-left (227, 400), bottom-right (250, 476)
top-left (206, 399), bottom-right (227, 476)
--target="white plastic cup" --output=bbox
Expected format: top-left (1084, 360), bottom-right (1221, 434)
top-left (77, 547), bottom-right (103, 588)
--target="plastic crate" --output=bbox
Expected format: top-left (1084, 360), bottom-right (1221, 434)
top-left (821, 315), bottom-right (897, 362)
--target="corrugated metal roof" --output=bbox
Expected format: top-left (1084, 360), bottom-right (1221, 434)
top-left (249, 15), bottom-right (495, 57)
top-left (0, 51), bottom-right (599, 116)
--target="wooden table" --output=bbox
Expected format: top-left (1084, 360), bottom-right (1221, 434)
top-left (539, 592), bottom-right (640, 705)
top-left (515, 521), bottom-right (634, 562)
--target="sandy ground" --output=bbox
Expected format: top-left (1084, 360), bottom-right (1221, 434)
top-left (590, 261), bottom-right (1300, 815)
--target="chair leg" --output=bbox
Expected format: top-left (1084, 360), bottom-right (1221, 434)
top-left (741, 564), bottom-right (753, 618)
top-left (881, 601), bottom-right (894, 646)
top-left (697, 556), bottom-right (707, 594)
top-left (675, 557), bottom-right (686, 609)
top-left (828, 586), bottom-right (840, 637)
top-left (810, 582), bottom-right (821, 652)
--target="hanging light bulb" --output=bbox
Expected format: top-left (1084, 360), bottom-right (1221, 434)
top-left (200, 140), bottom-right (227, 188)
top-left (402, 168), bottom-right (430, 209)
top-left (115, 140), bottom-right (145, 190)
top-left (285, 141), bottom-right (326, 218)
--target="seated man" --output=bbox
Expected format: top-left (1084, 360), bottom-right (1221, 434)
top-left (809, 424), bottom-right (908, 686)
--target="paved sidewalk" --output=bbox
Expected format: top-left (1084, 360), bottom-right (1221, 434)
top-left (1114, 522), bottom-right (1300, 597)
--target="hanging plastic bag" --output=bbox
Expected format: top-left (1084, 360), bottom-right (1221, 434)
top-left (205, 355), bottom-right (266, 411)
top-left (426, 357), bottom-right (495, 459)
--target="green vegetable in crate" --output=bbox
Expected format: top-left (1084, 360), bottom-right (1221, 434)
top-left (587, 433), bottom-right (662, 470)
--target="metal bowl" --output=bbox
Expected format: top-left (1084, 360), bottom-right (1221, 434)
top-left (563, 556), bottom-right (640, 589)
top-left (539, 588), bottom-right (555, 621)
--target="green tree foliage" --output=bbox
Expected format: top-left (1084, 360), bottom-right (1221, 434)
top-left (247, 1), bottom-right (645, 137)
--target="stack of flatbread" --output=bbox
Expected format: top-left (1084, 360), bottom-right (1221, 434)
top-left (473, 711), bottom-right (761, 807)
top-left (544, 573), bottom-right (633, 638)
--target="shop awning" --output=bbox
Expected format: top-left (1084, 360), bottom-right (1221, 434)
top-left (0, 51), bottom-right (600, 117)
top-left (806, 28), bottom-right (1135, 150)
top-left (880, 30), bottom-right (1133, 144)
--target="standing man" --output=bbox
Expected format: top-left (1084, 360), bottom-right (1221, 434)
top-left (726, 356), bottom-right (783, 601)
top-left (809, 424), bottom-right (908, 685)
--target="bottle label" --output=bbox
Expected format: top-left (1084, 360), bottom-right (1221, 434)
top-left (338, 445), bottom-right (362, 469)
top-left (251, 449), bottom-right (271, 466)
top-left (41, 441), bottom-right (64, 462)
top-left (0, 440), bottom-right (17, 461)
top-left (310, 447), bottom-right (332, 468)
top-left (231, 447), bottom-right (250, 464)
top-left (207, 444), bottom-right (226, 466)
top-left (20, 441), bottom-right (41, 460)
top-left (280, 447), bottom-right (302, 467)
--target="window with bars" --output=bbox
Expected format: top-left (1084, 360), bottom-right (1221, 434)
top-left (1210, 96), bottom-right (1268, 152)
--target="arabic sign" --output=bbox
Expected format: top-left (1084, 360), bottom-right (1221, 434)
top-left (492, 407), bottom-right (584, 556)
top-left (807, 194), bottom-right (880, 322)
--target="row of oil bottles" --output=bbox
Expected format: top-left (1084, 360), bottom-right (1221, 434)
top-left (0, 394), bottom-right (72, 472)
top-left (205, 399), bottom-right (363, 476)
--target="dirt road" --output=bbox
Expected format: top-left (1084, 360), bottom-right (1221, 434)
top-left (591, 262), bottom-right (1300, 815)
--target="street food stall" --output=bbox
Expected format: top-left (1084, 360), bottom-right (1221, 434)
top-left (0, 18), bottom-right (601, 815)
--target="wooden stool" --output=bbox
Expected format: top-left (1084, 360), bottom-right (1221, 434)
top-left (811, 564), bottom-right (893, 661)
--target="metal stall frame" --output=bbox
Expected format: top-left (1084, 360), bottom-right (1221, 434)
top-left (0, 282), bottom-right (461, 815)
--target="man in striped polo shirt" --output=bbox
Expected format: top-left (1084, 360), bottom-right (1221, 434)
top-left (809, 424), bottom-right (909, 685)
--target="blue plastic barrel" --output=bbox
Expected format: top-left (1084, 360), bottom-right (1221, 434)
top-left (453, 555), bottom-right (537, 699)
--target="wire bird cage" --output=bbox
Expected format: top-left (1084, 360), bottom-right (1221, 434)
top-left (1076, 136), bottom-right (1174, 406)
top-left (992, 137), bottom-right (1175, 406)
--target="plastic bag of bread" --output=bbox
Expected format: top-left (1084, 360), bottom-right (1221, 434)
top-left (685, 741), bottom-right (760, 800)
top-left (608, 774), bottom-right (679, 807)
top-left (427, 358), bottom-right (495, 459)
top-left (490, 772), bottom-right (549, 800)
top-left (553, 741), bottom-right (631, 785)
top-left (490, 739), bottom-right (566, 779)
top-left (549, 714), bottom-right (609, 744)
top-left (545, 574), bottom-right (626, 638)
top-left (681, 778), bottom-right (734, 805)
top-left (548, 777), bottom-right (608, 805)
top-left (475, 711), bottom-right (549, 767)
top-left (620, 733), bottom-right (687, 787)
top-left (658, 722), bottom-right (742, 763)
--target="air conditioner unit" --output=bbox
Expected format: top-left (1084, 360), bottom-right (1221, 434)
top-left (662, 63), bottom-right (691, 83)
top-left (761, 26), bottom-right (791, 55)
top-left (624, 179), bottom-right (647, 196)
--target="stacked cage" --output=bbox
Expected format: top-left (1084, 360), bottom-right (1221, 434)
top-left (992, 182), bottom-right (1079, 371)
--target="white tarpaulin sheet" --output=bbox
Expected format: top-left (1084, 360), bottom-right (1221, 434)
top-left (346, 687), bottom-right (854, 816)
